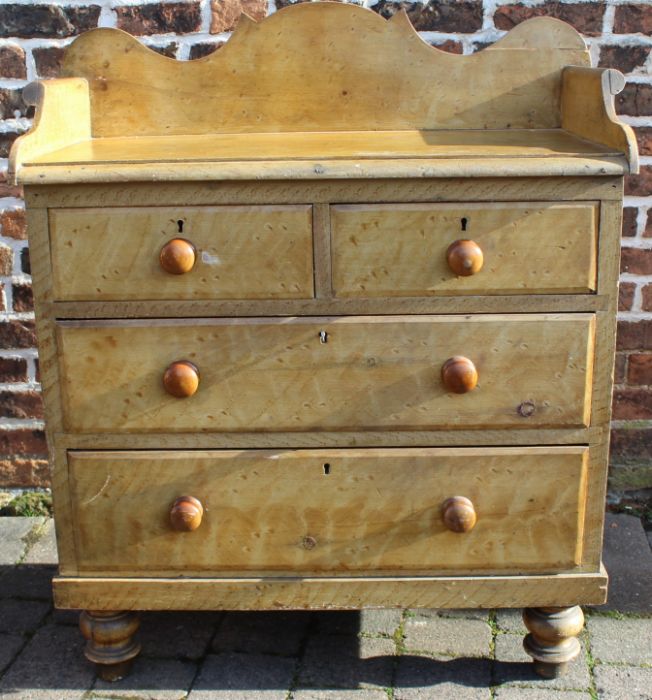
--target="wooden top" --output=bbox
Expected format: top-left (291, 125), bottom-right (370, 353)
top-left (12, 129), bottom-right (630, 184)
top-left (10, 2), bottom-right (638, 183)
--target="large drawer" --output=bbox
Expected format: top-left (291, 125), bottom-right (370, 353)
top-left (68, 447), bottom-right (588, 576)
top-left (331, 202), bottom-right (598, 297)
top-left (57, 314), bottom-right (594, 432)
top-left (48, 205), bottom-right (314, 301)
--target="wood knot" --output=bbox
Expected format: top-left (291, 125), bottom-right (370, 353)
top-left (301, 536), bottom-right (317, 550)
top-left (517, 400), bottom-right (536, 418)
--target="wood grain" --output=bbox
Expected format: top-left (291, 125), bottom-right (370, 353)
top-left (67, 446), bottom-right (588, 575)
top-left (50, 295), bottom-right (606, 320)
top-left (8, 78), bottom-right (90, 183)
top-left (332, 202), bottom-right (598, 297)
top-left (59, 8), bottom-right (588, 138)
top-left (49, 205), bottom-right (314, 301)
top-left (56, 314), bottom-right (595, 433)
top-left (26, 177), bottom-right (624, 208)
top-left (53, 567), bottom-right (609, 611)
top-left (31, 129), bottom-right (620, 167)
top-left (562, 67), bottom-right (639, 174)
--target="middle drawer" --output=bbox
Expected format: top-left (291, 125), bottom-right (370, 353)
top-left (57, 314), bottom-right (594, 433)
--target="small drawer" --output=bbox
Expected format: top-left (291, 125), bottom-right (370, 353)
top-left (331, 202), bottom-right (598, 297)
top-left (68, 446), bottom-right (588, 576)
top-left (48, 205), bottom-right (314, 301)
top-left (57, 314), bottom-right (594, 433)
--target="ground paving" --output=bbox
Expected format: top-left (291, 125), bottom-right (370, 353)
top-left (0, 513), bottom-right (650, 699)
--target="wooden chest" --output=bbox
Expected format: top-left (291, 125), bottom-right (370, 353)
top-left (10, 2), bottom-right (638, 682)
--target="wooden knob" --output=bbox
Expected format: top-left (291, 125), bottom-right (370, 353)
top-left (446, 239), bottom-right (483, 276)
top-left (442, 496), bottom-right (477, 533)
top-left (163, 360), bottom-right (199, 398)
top-left (169, 496), bottom-right (203, 531)
top-left (441, 356), bottom-right (478, 394)
top-left (159, 238), bottom-right (196, 275)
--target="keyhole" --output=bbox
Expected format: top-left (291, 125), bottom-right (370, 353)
top-left (319, 331), bottom-right (328, 344)
top-left (461, 217), bottom-right (468, 232)
top-left (323, 463), bottom-right (331, 475)
top-left (177, 220), bottom-right (184, 233)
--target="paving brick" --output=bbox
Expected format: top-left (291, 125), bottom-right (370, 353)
top-left (587, 615), bottom-right (652, 665)
top-left (0, 565), bottom-right (56, 600)
top-left (600, 513), bottom-right (652, 612)
top-left (298, 635), bottom-right (394, 690)
top-left (314, 609), bottom-right (401, 637)
top-left (188, 652), bottom-right (296, 699)
top-left (92, 657), bottom-right (197, 699)
top-left (0, 632), bottom-right (24, 673)
top-left (0, 517), bottom-right (45, 565)
top-left (0, 598), bottom-right (50, 634)
top-left (403, 614), bottom-right (492, 658)
top-left (493, 634), bottom-right (590, 691)
top-left (212, 611), bottom-right (309, 656)
top-left (495, 610), bottom-right (525, 634)
top-left (360, 609), bottom-right (402, 636)
top-left (594, 664), bottom-right (652, 700)
top-left (394, 656), bottom-right (492, 699)
top-left (0, 624), bottom-right (94, 698)
top-left (23, 519), bottom-right (58, 565)
top-left (313, 610), bottom-right (361, 635)
top-left (494, 689), bottom-right (592, 699)
top-left (292, 691), bottom-right (388, 699)
top-left (139, 611), bottom-right (222, 659)
top-left (410, 608), bottom-right (490, 622)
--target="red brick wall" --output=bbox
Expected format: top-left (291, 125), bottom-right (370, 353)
top-left (1, 0), bottom-right (651, 497)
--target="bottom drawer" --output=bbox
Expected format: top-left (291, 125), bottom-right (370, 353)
top-left (68, 447), bottom-right (588, 576)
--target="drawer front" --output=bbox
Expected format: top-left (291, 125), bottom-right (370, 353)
top-left (58, 314), bottom-right (594, 432)
top-left (331, 202), bottom-right (598, 297)
top-left (49, 205), bottom-right (314, 301)
top-left (68, 447), bottom-right (588, 575)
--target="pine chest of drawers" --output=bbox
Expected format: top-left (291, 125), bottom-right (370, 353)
top-left (10, 2), bottom-right (638, 682)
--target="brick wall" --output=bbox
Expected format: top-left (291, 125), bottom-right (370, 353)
top-left (0, 0), bottom-right (651, 497)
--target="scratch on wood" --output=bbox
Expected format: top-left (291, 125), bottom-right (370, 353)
top-left (83, 474), bottom-right (111, 505)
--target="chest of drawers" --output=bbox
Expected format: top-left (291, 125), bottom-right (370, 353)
top-left (10, 2), bottom-right (638, 683)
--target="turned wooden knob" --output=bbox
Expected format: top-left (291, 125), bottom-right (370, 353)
top-left (442, 496), bottom-right (477, 533)
top-left (170, 495), bottom-right (203, 531)
top-left (446, 239), bottom-right (483, 276)
top-left (163, 360), bottom-right (199, 398)
top-left (159, 238), bottom-right (196, 275)
top-left (441, 356), bottom-right (478, 394)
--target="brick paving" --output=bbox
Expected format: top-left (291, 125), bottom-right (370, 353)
top-left (0, 516), bottom-right (650, 699)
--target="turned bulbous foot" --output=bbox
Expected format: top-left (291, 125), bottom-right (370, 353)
top-left (523, 606), bottom-right (584, 678)
top-left (79, 610), bottom-right (141, 681)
